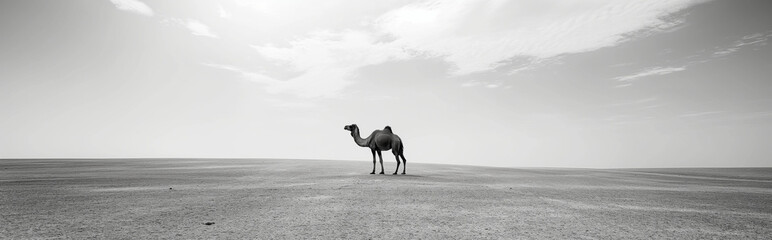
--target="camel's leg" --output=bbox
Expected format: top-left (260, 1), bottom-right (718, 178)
top-left (377, 150), bottom-right (385, 174)
top-left (393, 152), bottom-right (400, 175)
top-left (370, 149), bottom-right (376, 174)
top-left (400, 153), bottom-right (407, 174)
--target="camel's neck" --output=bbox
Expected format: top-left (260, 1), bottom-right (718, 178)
top-left (350, 128), bottom-right (369, 147)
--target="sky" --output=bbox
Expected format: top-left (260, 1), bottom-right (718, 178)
top-left (1, 0), bottom-right (771, 168)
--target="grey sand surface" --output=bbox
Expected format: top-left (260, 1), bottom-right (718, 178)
top-left (1, 159), bottom-right (771, 239)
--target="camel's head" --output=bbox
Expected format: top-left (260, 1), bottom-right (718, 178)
top-left (343, 124), bottom-right (358, 132)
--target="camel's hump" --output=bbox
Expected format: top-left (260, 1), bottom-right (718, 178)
top-left (383, 126), bottom-right (393, 133)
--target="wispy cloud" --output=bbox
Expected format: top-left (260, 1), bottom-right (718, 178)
top-left (185, 20), bottom-right (218, 38)
top-left (109, 0), bottom-right (153, 16)
top-left (461, 79), bottom-right (504, 88)
top-left (712, 31), bottom-right (771, 58)
top-left (250, 30), bottom-right (409, 98)
top-left (246, 0), bottom-right (706, 95)
top-left (612, 30), bottom-right (770, 88)
top-left (163, 18), bottom-right (218, 38)
top-left (614, 66), bottom-right (686, 87)
top-left (252, 30), bottom-right (408, 73)
top-left (375, 0), bottom-right (704, 75)
top-left (202, 63), bottom-right (276, 84)
top-left (202, 63), bottom-right (350, 98)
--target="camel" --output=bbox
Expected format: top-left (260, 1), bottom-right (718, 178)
top-left (343, 124), bottom-right (407, 175)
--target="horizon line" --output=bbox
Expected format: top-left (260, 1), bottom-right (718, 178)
top-left (1, 157), bottom-right (770, 170)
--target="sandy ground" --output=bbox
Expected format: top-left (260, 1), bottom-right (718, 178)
top-left (1, 159), bottom-right (771, 239)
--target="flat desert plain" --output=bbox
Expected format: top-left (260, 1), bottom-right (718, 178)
top-left (1, 159), bottom-right (771, 239)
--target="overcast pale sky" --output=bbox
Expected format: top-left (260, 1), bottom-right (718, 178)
top-left (2, 0), bottom-right (771, 168)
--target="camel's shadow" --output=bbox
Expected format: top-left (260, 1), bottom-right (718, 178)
top-left (367, 174), bottom-right (424, 178)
